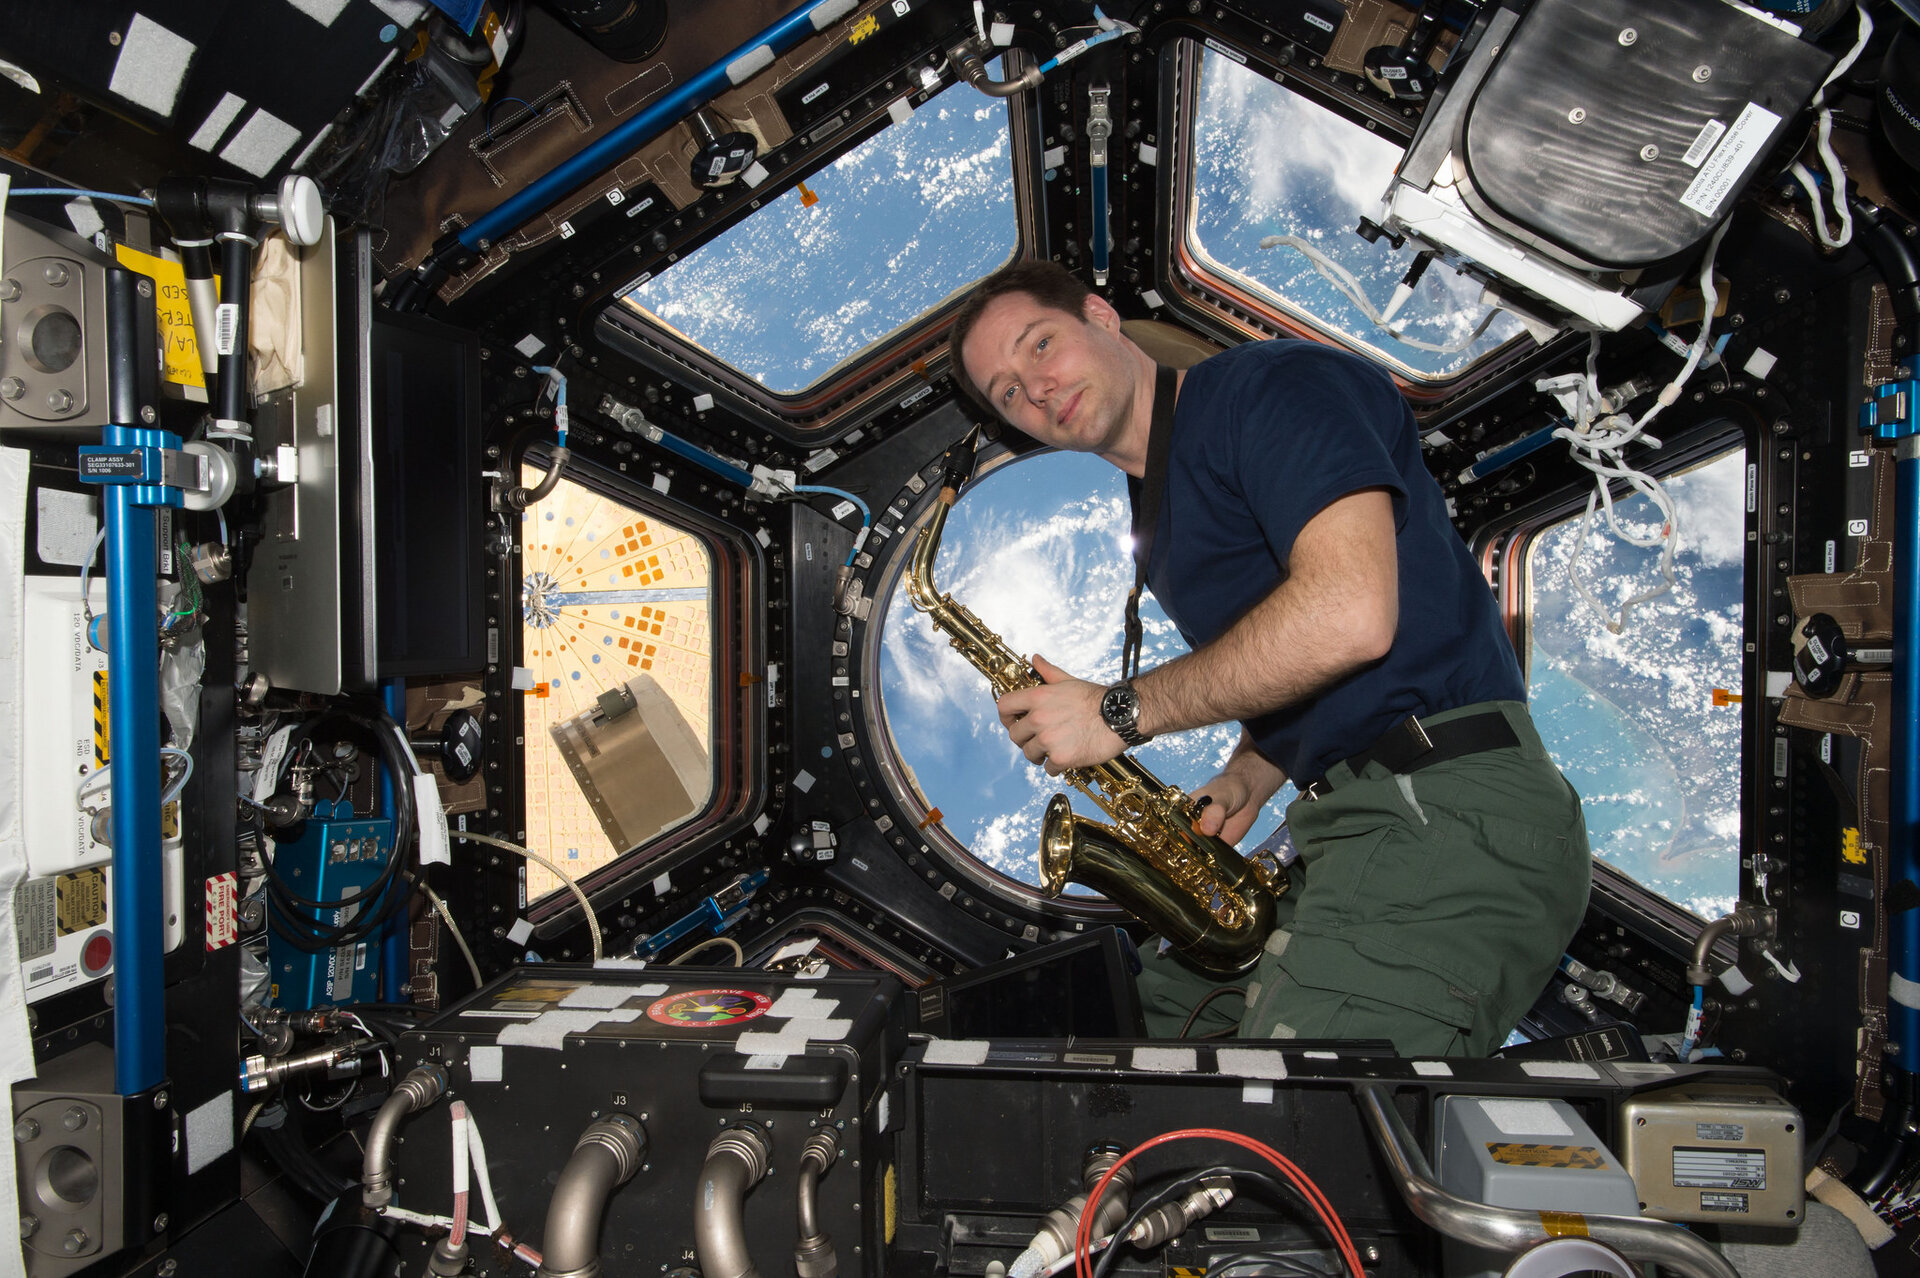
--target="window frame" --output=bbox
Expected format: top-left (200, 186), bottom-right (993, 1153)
top-left (591, 60), bottom-right (1046, 444)
top-left (515, 445), bottom-right (768, 930)
top-left (1476, 422), bottom-right (1761, 960)
top-left (1151, 37), bottom-right (1542, 403)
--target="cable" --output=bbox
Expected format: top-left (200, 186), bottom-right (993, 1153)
top-left (78, 527), bottom-right (104, 631)
top-left (670, 936), bottom-right (745, 966)
top-left (8, 187), bottom-right (155, 207)
top-left (1257, 235), bottom-right (1503, 355)
top-left (465, 1107), bottom-right (504, 1234)
top-left (1679, 983), bottom-right (1705, 1062)
top-left (423, 882), bottom-right (485, 988)
top-left (1178, 986), bottom-right (1247, 1039)
top-left (1074, 1131), bottom-right (1363, 1278)
top-left (1791, 5), bottom-right (1874, 249)
top-left (791, 484), bottom-right (874, 567)
top-left (448, 829), bottom-right (603, 961)
top-left (1548, 215), bottom-right (1732, 634)
top-left (76, 748), bottom-right (195, 810)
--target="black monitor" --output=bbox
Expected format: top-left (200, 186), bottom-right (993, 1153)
top-left (337, 250), bottom-right (485, 684)
top-left (915, 927), bottom-right (1145, 1039)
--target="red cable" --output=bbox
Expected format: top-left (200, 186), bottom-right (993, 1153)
top-left (1072, 1128), bottom-right (1366, 1278)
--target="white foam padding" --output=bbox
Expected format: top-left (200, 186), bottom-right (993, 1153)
top-left (497, 1007), bottom-right (639, 1050)
top-left (468, 1045), bottom-right (504, 1082)
top-left (559, 984), bottom-right (638, 1009)
top-left (189, 93), bottom-right (247, 151)
top-left (770, 989), bottom-right (836, 1018)
top-left (1242, 1081), bottom-right (1273, 1104)
top-left (1519, 1060), bottom-right (1601, 1081)
top-left (736, 1030), bottom-right (810, 1058)
top-left (783, 1017), bottom-right (852, 1041)
top-left (506, 918), bottom-right (534, 945)
top-left (922, 1039), bottom-right (991, 1066)
top-left (728, 46), bottom-right (775, 85)
top-left (109, 14), bottom-right (196, 117)
top-left (186, 1090), bottom-right (234, 1174)
top-left (592, 956), bottom-right (650, 972)
top-left (1477, 1099), bottom-right (1575, 1137)
top-left (1412, 1061), bottom-right (1454, 1076)
top-left (1131, 1047), bottom-right (1197, 1074)
top-left (1215, 1048), bottom-right (1288, 1081)
top-left (221, 107), bottom-right (304, 178)
top-left (811, 0), bottom-right (858, 28)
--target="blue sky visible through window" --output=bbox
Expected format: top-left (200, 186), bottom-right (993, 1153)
top-left (619, 84), bottom-right (1017, 394)
top-left (879, 451), bottom-right (1292, 895)
top-left (1526, 448), bottom-right (1748, 921)
top-left (1188, 50), bottom-right (1528, 380)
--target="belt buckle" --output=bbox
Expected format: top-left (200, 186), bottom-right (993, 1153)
top-left (1402, 714), bottom-right (1433, 758)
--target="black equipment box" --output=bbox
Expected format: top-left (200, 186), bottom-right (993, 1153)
top-left (391, 964), bottom-right (907, 1276)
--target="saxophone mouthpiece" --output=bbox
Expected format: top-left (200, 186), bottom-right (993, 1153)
top-left (940, 427), bottom-right (981, 495)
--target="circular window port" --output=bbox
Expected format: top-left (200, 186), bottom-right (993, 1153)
top-left (35, 1145), bottom-right (98, 1210)
top-left (20, 305), bottom-right (83, 375)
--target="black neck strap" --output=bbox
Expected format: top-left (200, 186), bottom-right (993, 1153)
top-left (1123, 364), bottom-right (1179, 681)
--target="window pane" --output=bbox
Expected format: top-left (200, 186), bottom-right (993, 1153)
top-left (1187, 50), bottom-right (1529, 380)
top-left (619, 83), bottom-right (1018, 394)
top-left (879, 451), bottom-right (1291, 895)
top-left (1525, 448), bottom-right (1747, 920)
top-left (519, 468), bottom-right (714, 902)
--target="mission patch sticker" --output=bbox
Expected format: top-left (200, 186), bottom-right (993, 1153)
top-left (646, 988), bottom-right (772, 1027)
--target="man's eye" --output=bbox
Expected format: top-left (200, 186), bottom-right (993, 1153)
top-left (1036, 337), bottom-right (1049, 352)
top-left (1001, 384), bottom-right (1017, 405)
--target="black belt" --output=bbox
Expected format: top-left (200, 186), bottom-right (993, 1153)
top-left (1300, 710), bottom-right (1519, 800)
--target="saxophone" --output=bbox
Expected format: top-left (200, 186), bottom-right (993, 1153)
top-left (904, 450), bottom-right (1284, 977)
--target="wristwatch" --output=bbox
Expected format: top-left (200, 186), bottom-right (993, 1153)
top-left (1099, 680), bottom-right (1152, 748)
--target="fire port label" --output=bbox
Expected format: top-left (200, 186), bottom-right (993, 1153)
top-left (646, 988), bottom-right (772, 1027)
top-left (205, 872), bottom-right (239, 950)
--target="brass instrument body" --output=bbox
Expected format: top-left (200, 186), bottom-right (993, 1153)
top-left (906, 490), bottom-right (1284, 977)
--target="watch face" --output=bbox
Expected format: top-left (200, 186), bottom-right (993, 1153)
top-left (1101, 684), bottom-right (1135, 726)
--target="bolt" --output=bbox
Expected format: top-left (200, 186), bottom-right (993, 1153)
top-left (0, 378), bottom-right (19, 401)
top-left (1693, 65), bottom-right (1712, 82)
top-left (153, 1090), bottom-right (168, 1110)
top-left (1640, 144), bottom-right (1660, 162)
top-left (1618, 27), bottom-right (1637, 45)
top-left (1567, 107), bottom-right (1586, 124)
top-left (61, 1107), bottom-right (87, 1132)
top-left (62, 1228), bottom-right (88, 1254)
top-left (19, 1216), bottom-right (36, 1239)
top-left (42, 263), bottom-right (70, 287)
top-left (137, 279), bottom-right (153, 299)
top-left (0, 279), bottom-right (18, 302)
top-left (158, 1261), bottom-right (177, 1277)
top-left (13, 1120), bottom-right (38, 1143)
top-left (139, 405), bottom-right (156, 423)
top-left (154, 1213), bottom-right (168, 1233)
top-left (46, 389), bottom-right (73, 413)
top-left (1774, 288), bottom-right (1791, 304)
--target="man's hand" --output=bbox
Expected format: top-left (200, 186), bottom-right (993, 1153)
top-left (997, 654), bottom-right (1123, 774)
top-left (1190, 731), bottom-right (1285, 844)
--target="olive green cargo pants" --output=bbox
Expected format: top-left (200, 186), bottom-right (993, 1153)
top-left (1137, 701), bottom-right (1591, 1056)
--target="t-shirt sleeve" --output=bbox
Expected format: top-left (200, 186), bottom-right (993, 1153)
top-left (1218, 345), bottom-right (1409, 564)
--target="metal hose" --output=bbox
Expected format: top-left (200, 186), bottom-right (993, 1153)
top-left (1355, 1086), bottom-right (1739, 1278)
top-left (537, 1114), bottom-right (648, 1278)
top-left (695, 1126), bottom-right (772, 1278)
top-left (361, 1066), bottom-right (447, 1208)
top-left (793, 1131), bottom-right (840, 1278)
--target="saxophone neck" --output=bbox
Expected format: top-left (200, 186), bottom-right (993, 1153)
top-left (906, 491), bottom-right (957, 613)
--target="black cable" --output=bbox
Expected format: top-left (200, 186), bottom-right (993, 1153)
top-left (1179, 986), bottom-right (1248, 1039)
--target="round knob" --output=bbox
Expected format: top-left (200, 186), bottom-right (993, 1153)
top-left (276, 175), bottom-right (325, 247)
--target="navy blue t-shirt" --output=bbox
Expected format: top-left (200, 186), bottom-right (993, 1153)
top-left (1136, 339), bottom-right (1524, 785)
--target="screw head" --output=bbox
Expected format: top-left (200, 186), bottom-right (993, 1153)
top-left (19, 1216), bottom-right (37, 1239)
top-left (158, 1261), bottom-right (177, 1277)
top-left (42, 263), bottom-right (70, 287)
top-left (62, 1227), bottom-right (88, 1254)
top-left (137, 279), bottom-right (153, 299)
top-left (61, 1107), bottom-right (87, 1132)
top-left (1640, 144), bottom-right (1660, 162)
top-left (0, 279), bottom-right (19, 302)
top-left (1693, 65), bottom-right (1712, 82)
top-left (1567, 107), bottom-right (1587, 124)
top-left (13, 1119), bottom-right (38, 1143)
top-left (46, 389), bottom-right (73, 413)
top-left (153, 1212), bottom-right (168, 1233)
top-left (153, 1090), bottom-right (168, 1110)
top-left (139, 405), bottom-right (156, 423)
top-left (1618, 27), bottom-right (1637, 45)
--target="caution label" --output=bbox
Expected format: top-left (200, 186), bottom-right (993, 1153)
top-left (56, 869), bottom-right (107, 935)
top-left (205, 872), bottom-right (238, 951)
top-left (1486, 1143), bottom-right (1609, 1170)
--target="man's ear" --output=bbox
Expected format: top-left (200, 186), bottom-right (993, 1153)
top-left (1082, 291), bottom-right (1122, 332)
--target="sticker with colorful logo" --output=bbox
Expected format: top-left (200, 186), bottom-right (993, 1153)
top-left (647, 988), bottom-right (772, 1028)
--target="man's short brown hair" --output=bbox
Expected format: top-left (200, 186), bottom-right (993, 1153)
top-left (947, 259), bottom-right (1093, 418)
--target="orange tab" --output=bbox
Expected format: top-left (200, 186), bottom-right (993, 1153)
top-left (917, 808), bottom-right (943, 830)
top-left (1538, 1211), bottom-right (1589, 1238)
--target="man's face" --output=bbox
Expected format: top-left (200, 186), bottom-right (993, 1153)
top-left (960, 291), bottom-right (1136, 454)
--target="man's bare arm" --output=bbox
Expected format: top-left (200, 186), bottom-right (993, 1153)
top-left (1134, 488), bottom-right (1398, 737)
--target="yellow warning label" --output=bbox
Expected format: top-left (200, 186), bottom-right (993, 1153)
top-left (1842, 827), bottom-right (1866, 865)
top-left (849, 13), bottom-right (879, 43)
top-left (56, 869), bottom-right (108, 936)
top-left (92, 670), bottom-right (109, 766)
top-left (161, 800), bottom-right (180, 841)
top-left (1486, 1143), bottom-right (1610, 1170)
top-left (113, 244), bottom-right (210, 389)
top-left (1538, 1210), bottom-right (1590, 1237)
